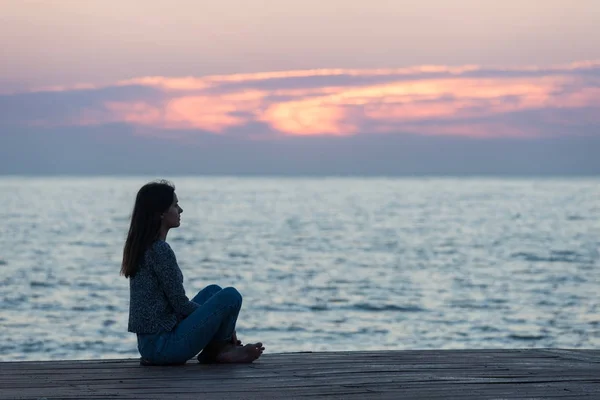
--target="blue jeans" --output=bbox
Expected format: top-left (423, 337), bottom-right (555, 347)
top-left (137, 284), bottom-right (242, 364)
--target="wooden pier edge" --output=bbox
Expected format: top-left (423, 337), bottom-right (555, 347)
top-left (1, 348), bottom-right (599, 399)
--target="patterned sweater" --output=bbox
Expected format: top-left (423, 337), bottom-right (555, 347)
top-left (127, 240), bottom-right (199, 334)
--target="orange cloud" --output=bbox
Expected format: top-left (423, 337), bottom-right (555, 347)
top-left (11, 61), bottom-right (600, 138)
top-left (261, 102), bottom-right (354, 136)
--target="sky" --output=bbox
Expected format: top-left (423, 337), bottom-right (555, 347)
top-left (1, 0), bottom-right (600, 175)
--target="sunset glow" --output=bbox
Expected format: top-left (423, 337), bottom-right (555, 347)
top-left (4, 62), bottom-right (599, 139)
top-left (1, 0), bottom-right (599, 175)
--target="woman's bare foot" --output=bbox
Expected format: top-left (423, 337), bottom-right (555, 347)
top-left (215, 342), bottom-right (264, 364)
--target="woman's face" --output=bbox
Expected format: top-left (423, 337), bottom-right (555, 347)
top-left (162, 193), bottom-right (183, 229)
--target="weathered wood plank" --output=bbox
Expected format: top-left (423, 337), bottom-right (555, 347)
top-left (1, 349), bottom-right (599, 399)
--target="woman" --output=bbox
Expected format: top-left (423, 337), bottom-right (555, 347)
top-left (121, 180), bottom-right (264, 365)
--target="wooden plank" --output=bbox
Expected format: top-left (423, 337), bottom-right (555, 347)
top-left (1, 349), bottom-right (599, 399)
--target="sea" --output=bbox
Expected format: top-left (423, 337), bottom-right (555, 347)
top-left (0, 176), bottom-right (598, 361)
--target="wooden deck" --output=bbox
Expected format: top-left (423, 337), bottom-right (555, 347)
top-left (1, 349), bottom-right (599, 399)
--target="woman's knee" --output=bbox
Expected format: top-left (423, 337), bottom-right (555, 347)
top-left (220, 287), bottom-right (242, 305)
top-left (204, 284), bottom-right (222, 294)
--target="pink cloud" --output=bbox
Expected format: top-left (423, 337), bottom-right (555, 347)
top-left (6, 61), bottom-right (600, 139)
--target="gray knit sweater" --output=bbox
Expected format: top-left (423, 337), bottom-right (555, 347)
top-left (127, 240), bottom-right (199, 334)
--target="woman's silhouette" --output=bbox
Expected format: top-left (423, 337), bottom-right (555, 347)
top-left (122, 180), bottom-right (264, 365)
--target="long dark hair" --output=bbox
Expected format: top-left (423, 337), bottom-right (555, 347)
top-left (121, 180), bottom-right (175, 278)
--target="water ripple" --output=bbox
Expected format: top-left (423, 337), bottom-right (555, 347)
top-left (0, 177), bottom-right (599, 360)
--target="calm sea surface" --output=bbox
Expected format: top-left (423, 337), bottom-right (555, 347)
top-left (0, 177), bottom-right (599, 361)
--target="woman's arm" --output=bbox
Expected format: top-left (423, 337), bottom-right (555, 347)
top-left (150, 241), bottom-right (199, 318)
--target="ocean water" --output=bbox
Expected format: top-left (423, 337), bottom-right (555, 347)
top-left (0, 176), bottom-right (598, 361)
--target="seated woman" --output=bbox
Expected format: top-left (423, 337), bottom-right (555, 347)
top-left (122, 180), bottom-right (264, 365)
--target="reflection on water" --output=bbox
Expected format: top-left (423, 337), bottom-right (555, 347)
top-left (0, 177), bottom-right (599, 360)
